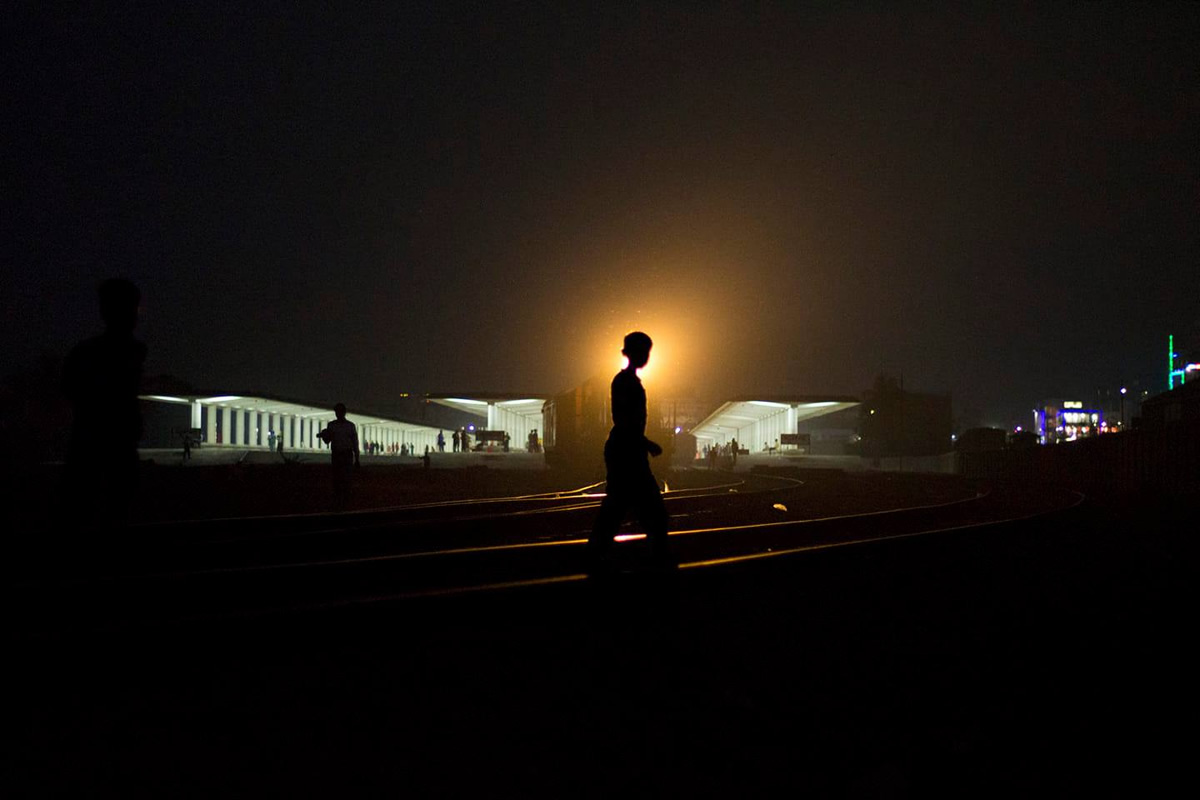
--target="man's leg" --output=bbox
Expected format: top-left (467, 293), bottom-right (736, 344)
top-left (588, 489), bottom-right (625, 561)
top-left (332, 454), bottom-right (352, 511)
top-left (635, 471), bottom-right (672, 566)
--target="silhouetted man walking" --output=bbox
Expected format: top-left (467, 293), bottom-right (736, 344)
top-left (588, 331), bottom-right (672, 572)
top-left (318, 403), bottom-right (360, 511)
top-left (63, 278), bottom-right (146, 525)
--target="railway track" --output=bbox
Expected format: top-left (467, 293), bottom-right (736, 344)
top-left (13, 473), bottom-right (793, 575)
top-left (11, 477), bottom-right (1081, 633)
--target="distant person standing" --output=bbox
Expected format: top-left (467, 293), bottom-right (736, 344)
top-left (452, 429), bottom-right (460, 453)
top-left (63, 279), bottom-right (146, 525)
top-left (437, 430), bottom-right (445, 452)
top-left (317, 403), bottom-right (360, 511)
top-left (587, 331), bottom-right (672, 573)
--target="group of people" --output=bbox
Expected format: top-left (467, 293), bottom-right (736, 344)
top-left (361, 440), bottom-right (408, 456)
top-left (449, 428), bottom-right (473, 452)
top-left (264, 430), bottom-right (286, 454)
top-left (701, 438), bottom-right (739, 469)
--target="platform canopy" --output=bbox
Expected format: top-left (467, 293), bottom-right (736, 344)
top-left (139, 392), bottom-right (443, 452)
top-left (426, 394), bottom-right (550, 448)
top-left (690, 396), bottom-right (860, 449)
top-left (428, 394), bottom-right (548, 420)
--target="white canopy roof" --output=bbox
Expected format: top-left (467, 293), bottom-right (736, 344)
top-left (140, 393), bottom-right (440, 433)
top-left (427, 395), bottom-right (547, 422)
top-left (691, 397), bottom-right (859, 441)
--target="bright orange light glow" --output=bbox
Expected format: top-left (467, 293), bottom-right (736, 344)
top-left (613, 533), bottom-right (647, 542)
top-left (573, 260), bottom-right (739, 392)
top-left (595, 323), bottom-right (680, 386)
top-left (616, 353), bottom-right (654, 380)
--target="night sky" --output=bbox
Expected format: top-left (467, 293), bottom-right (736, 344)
top-left (4, 3), bottom-right (1197, 428)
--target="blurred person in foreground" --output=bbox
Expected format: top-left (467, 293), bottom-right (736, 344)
top-left (318, 403), bottom-right (360, 511)
top-left (62, 278), bottom-right (146, 526)
top-left (587, 331), bottom-right (673, 574)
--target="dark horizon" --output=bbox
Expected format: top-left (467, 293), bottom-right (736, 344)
top-left (4, 4), bottom-right (1197, 429)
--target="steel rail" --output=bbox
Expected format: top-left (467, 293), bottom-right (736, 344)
top-left (140, 490), bottom-right (1082, 624)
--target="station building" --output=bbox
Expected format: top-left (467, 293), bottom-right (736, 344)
top-left (1034, 401), bottom-right (1106, 444)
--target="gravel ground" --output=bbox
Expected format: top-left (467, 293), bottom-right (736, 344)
top-left (11, 488), bottom-right (1195, 797)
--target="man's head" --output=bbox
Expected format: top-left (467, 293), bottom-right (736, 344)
top-left (622, 331), bottom-right (653, 370)
top-left (98, 278), bottom-right (140, 333)
top-left (334, 403), bottom-right (347, 420)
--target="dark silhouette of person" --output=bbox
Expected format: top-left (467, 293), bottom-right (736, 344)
top-left (317, 403), bottom-right (360, 511)
top-left (182, 431), bottom-right (192, 461)
top-left (437, 430), bottom-right (445, 452)
top-left (730, 436), bottom-right (738, 468)
top-left (62, 278), bottom-right (146, 525)
top-left (587, 331), bottom-right (672, 572)
top-left (452, 429), bottom-right (460, 453)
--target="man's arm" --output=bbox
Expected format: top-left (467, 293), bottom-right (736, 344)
top-left (352, 424), bottom-right (361, 465)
